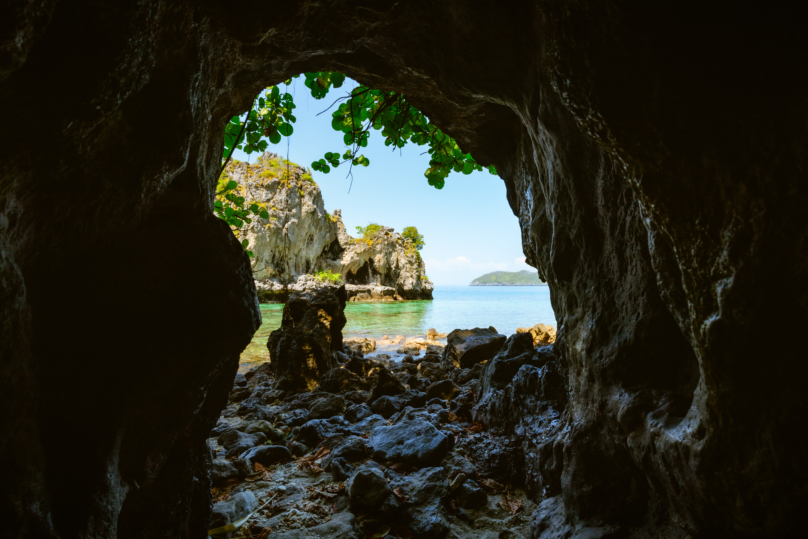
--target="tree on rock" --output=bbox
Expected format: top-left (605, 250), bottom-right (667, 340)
top-left (401, 226), bottom-right (424, 250)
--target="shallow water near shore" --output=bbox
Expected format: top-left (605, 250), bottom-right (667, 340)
top-left (240, 285), bottom-right (555, 368)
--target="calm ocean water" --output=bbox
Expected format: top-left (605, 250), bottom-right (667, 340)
top-left (240, 285), bottom-right (555, 366)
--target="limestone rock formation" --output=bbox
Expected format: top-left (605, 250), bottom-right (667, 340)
top-left (2, 3), bottom-right (807, 539)
top-left (516, 323), bottom-right (557, 346)
top-left (267, 285), bottom-right (347, 391)
top-left (225, 154), bottom-right (433, 302)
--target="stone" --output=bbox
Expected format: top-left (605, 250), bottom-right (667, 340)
top-left (239, 445), bottom-right (293, 467)
top-left (330, 457), bottom-right (354, 482)
top-left (233, 373), bottom-right (248, 387)
top-left (426, 328), bottom-right (447, 340)
top-left (229, 387), bottom-right (252, 403)
top-left (344, 403), bottom-right (372, 423)
top-left (321, 436), bottom-right (369, 470)
top-left (309, 395), bottom-right (345, 419)
top-left (369, 395), bottom-right (403, 419)
top-left (456, 480), bottom-right (487, 509)
top-left (267, 286), bottom-right (347, 391)
top-left (401, 389), bottom-right (427, 408)
top-left (288, 442), bottom-right (308, 457)
top-left (209, 492), bottom-right (259, 532)
top-left (211, 458), bottom-right (241, 486)
top-left (370, 367), bottom-right (406, 402)
top-left (347, 463), bottom-right (393, 510)
top-left (368, 416), bottom-right (451, 465)
top-left (297, 417), bottom-right (348, 447)
top-left (318, 367), bottom-right (362, 394)
top-left (516, 323), bottom-right (557, 346)
top-left (343, 337), bottom-right (376, 354)
top-left (217, 430), bottom-right (266, 459)
top-left (425, 379), bottom-right (461, 401)
top-left (441, 327), bottom-right (507, 370)
top-left (284, 409), bottom-right (311, 427)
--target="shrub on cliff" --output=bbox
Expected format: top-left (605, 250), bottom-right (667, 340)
top-left (402, 226), bottom-right (425, 250)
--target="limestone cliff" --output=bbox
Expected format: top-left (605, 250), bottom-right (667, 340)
top-left (224, 154), bottom-right (433, 302)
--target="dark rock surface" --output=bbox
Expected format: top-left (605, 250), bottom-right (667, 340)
top-left (442, 327), bottom-right (507, 370)
top-left (2, 2), bottom-right (807, 538)
top-left (267, 286), bottom-right (347, 391)
top-left (368, 415), bottom-right (451, 466)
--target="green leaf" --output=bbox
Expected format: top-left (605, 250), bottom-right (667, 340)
top-left (241, 239), bottom-right (249, 247)
top-left (278, 123), bottom-right (293, 136)
top-left (269, 131), bottom-right (281, 144)
top-left (259, 210), bottom-right (269, 219)
top-left (227, 181), bottom-right (238, 190)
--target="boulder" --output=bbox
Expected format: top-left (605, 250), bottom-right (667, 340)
top-left (217, 430), bottom-right (266, 459)
top-left (370, 367), bottom-right (406, 402)
top-left (267, 286), bottom-right (347, 391)
top-left (343, 337), bottom-right (376, 354)
top-left (347, 463), bottom-right (393, 510)
top-left (368, 416), bottom-right (451, 465)
top-left (425, 379), bottom-right (461, 401)
top-left (297, 417), bottom-right (348, 447)
top-left (318, 367), bottom-right (362, 394)
top-left (369, 395), bottom-right (403, 419)
top-left (239, 445), bottom-right (293, 467)
top-left (441, 327), bottom-right (507, 370)
top-left (344, 403), bottom-right (372, 423)
top-left (321, 436), bottom-right (370, 470)
top-left (309, 395), bottom-right (345, 419)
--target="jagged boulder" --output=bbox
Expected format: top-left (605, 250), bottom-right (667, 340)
top-left (267, 285), bottom-right (347, 391)
top-left (441, 327), bottom-right (507, 370)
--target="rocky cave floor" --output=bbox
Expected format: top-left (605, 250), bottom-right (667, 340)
top-left (208, 344), bottom-right (536, 539)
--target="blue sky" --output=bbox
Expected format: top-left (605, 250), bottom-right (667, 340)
top-left (232, 78), bottom-right (533, 285)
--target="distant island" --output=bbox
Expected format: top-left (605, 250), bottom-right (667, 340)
top-left (470, 269), bottom-right (546, 286)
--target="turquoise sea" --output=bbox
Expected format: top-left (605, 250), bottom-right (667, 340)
top-left (240, 285), bottom-right (555, 367)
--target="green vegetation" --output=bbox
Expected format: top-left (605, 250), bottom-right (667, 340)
top-left (469, 270), bottom-right (545, 286)
top-left (355, 223), bottom-right (384, 242)
top-left (401, 226), bottom-right (424, 250)
top-left (220, 72), bottom-right (496, 256)
top-left (313, 269), bottom-right (342, 284)
top-left (222, 71), bottom-right (496, 189)
top-left (214, 172), bottom-right (270, 257)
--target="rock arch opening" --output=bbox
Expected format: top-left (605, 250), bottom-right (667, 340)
top-left (1, 3), bottom-right (805, 539)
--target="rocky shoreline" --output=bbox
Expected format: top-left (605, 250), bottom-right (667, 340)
top-left (206, 285), bottom-right (560, 538)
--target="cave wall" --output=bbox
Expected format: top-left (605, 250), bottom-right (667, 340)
top-left (1, 1), bottom-right (806, 537)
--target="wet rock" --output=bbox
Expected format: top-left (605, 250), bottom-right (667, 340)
top-left (267, 286), bottom-right (347, 391)
top-left (240, 445), bottom-right (293, 466)
top-left (368, 415), bottom-right (450, 465)
top-left (417, 362), bottom-right (444, 381)
top-left (370, 367), bottom-right (406, 402)
top-left (209, 492), bottom-right (258, 532)
top-left (425, 379), bottom-right (461, 401)
top-left (309, 395), bottom-right (345, 419)
top-left (345, 356), bottom-right (375, 377)
top-left (370, 395), bottom-right (403, 419)
top-left (441, 327), bottom-right (506, 370)
top-left (218, 430), bottom-right (266, 459)
top-left (344, 337), bottom-right (376, 354)
top-left (344, 403), bottom-right (372, 423)
top-left (347, 463), bottom-right (393, 510)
